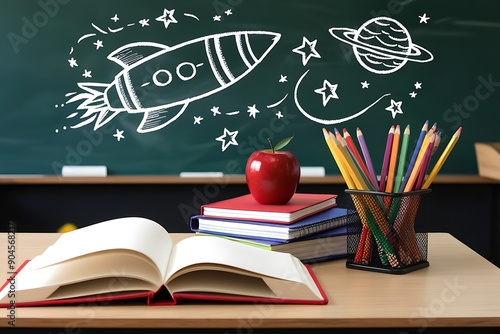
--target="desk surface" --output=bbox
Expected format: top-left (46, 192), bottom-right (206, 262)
top-left (1, 233), bottom-right (499, 329)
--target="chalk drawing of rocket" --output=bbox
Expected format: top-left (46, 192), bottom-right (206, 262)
top-left (67, 31), bottom-right (281, 133)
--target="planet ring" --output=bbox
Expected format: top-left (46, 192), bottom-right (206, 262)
top-left (329, 27), bottom-right (434, 63)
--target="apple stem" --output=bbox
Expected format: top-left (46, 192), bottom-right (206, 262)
top-left (267, 138), bottom-right (274, 153)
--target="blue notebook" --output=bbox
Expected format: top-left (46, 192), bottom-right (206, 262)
top-left (190, 207), bottom-right (350, 242)
top-left (199, 226), bottom-right (348, 264)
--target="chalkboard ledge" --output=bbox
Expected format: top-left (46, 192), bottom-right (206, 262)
top-left (0, 175), bottom-right (496, 185)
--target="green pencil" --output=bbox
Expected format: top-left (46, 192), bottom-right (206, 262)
top-left (394, 125), bottom-right (410, 194)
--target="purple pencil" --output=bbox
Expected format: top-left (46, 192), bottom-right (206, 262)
top-left (356, 127), bottom-right (378, 189)
top-left (378, 125), bottom-right (395, 191)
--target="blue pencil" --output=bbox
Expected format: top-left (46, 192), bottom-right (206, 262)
top-left (399, 120), bottom-right (428, 192)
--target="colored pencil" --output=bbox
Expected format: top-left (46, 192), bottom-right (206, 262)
top-left (404, 133), bottom-right (436, 192)
top-left (415, 133), bottom-right (436, 189)
top-left (322, 128), bottom-right (355, 189)
top-left (394, 125), bottom-right (410, 194)
top-left (333, 130), bottom-right (370, 191)
top-left (356, 128), bottom-right (379, 189)
top-left (422, 127), bottom-right (462, 189)
top-left (399, 120), bottom-right (428, 192)
top-left (379, 125), bottom-right (395, 191)
top-left (385, 125), bottom-right (400, 193)
top-left (337, 131), bottom-right (375, 191)
top-left (343, 128), bottom-right (373, 188)
top-left (432, 131), bottom-right (442, 156)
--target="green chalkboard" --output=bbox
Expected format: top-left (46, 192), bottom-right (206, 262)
top-left (1, 0), bottom-right (499, 175)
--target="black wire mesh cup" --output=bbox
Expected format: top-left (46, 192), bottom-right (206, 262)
top-left (345, 189), bottom-right (431, 274)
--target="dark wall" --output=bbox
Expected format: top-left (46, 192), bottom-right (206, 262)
top-left (1, 0), bottom-right (499, 175)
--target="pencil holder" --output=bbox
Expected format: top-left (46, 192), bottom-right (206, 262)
top-left (345, 189), bottom-right (431, 274)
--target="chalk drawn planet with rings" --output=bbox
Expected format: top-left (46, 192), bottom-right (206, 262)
top-left (329, 17), bottom-right (434, 74)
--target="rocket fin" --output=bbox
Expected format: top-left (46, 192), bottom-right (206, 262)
top-left (107, 42), bottom-right (170, 68)
top-left (137, 102), bottom-right (189, 133)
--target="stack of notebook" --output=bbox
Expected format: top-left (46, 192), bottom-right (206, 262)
top-left (190, 193), bottom-right (350, 263)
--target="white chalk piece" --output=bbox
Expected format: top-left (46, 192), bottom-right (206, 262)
top-left (62, 166), bottom-right (107, 177)
top-left (300, 166), bottom-right (326, 177)
top-left (179, 172), bottom-right (224, 178)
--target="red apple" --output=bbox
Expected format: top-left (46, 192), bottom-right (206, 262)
top-left (245, 138), bottom-right (300, 205)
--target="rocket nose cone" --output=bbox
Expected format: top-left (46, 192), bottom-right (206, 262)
top-left (244, 32), bottom-right (281, 62)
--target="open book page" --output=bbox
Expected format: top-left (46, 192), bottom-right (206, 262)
top-left (26, 217), bottom-right (172, 280)
top-left (0, 251), bottom-right (161, 303)
top-left (164, 236), bottom-right (324, 301)
top-left (0, 217), bottom-right (173, 304)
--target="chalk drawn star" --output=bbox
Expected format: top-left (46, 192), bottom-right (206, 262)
top-left (225, 9), bottom-right (233, 15)
top-left (247, 104), bottom-right (260, 118)
top-left (211, 106), bottom-right (221, 116)
top-left (409, 91), bottom-right (417, 98)
top-left (385, 99), bottom-right (403, 118)
top-left (414, 82), bottom-right (422, 89)
top-left (193, 116), bottom-right (203, 124)
top-left (314, 80), bottom-right (339, 107)
top-left (82, 69), bottom-right (92, 78)
top-left (111, 14), bottom-right (119, 22)
top-left (361, 81), bottom-right (370, 89)
top-left (213, 15), bottom-right (222, 21)
top-left (93, 40), bottom-right (103, 50)
top-left (139, 19), bottom-right (150, 27)
top-left (419, 13), bottom-right (430, 24)
top-left (216, 128), bottom-right (239, 152)
top-left (156, 9), bottom-right (177, 29)
top-left (292, 37), bottom-right (321, 66)
top-left (276, 111), bottom-right (284, 119)
top-left (68, 57), bottom-right (78, 68)
top-left (113, 129), bottom-right (124, 141)
top-left (279, 75), bottom-right (288, 83)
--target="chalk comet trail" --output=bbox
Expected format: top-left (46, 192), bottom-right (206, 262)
top-left (67, 31), bottom-right (281, 133)
top-left (294, 69), bottom-right (391, 125)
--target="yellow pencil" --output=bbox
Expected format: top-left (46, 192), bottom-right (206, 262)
top-left (422, 127), bottom-right (462, 189)
top-left (322, 128), bottom-right (355, 189)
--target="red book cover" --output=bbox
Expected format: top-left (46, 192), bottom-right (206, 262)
top-left (200, 193), bottom-right (337, 224)
top-left (0, 261), bottom-right (327, 307)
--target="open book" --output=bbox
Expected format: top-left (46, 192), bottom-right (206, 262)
top-left (0, 217), bottom-right (327, 306)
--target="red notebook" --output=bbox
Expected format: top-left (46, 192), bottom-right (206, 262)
top-left (200, 193), bottom-right (337, 224)
top-left (0, 217), bottom-right (328, 307)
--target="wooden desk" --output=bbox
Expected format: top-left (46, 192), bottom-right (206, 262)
top-left (1, 233), bottom-right (499, 329)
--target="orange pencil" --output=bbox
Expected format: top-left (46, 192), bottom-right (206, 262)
top-left (404, 133), bottom-right (436, 192)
